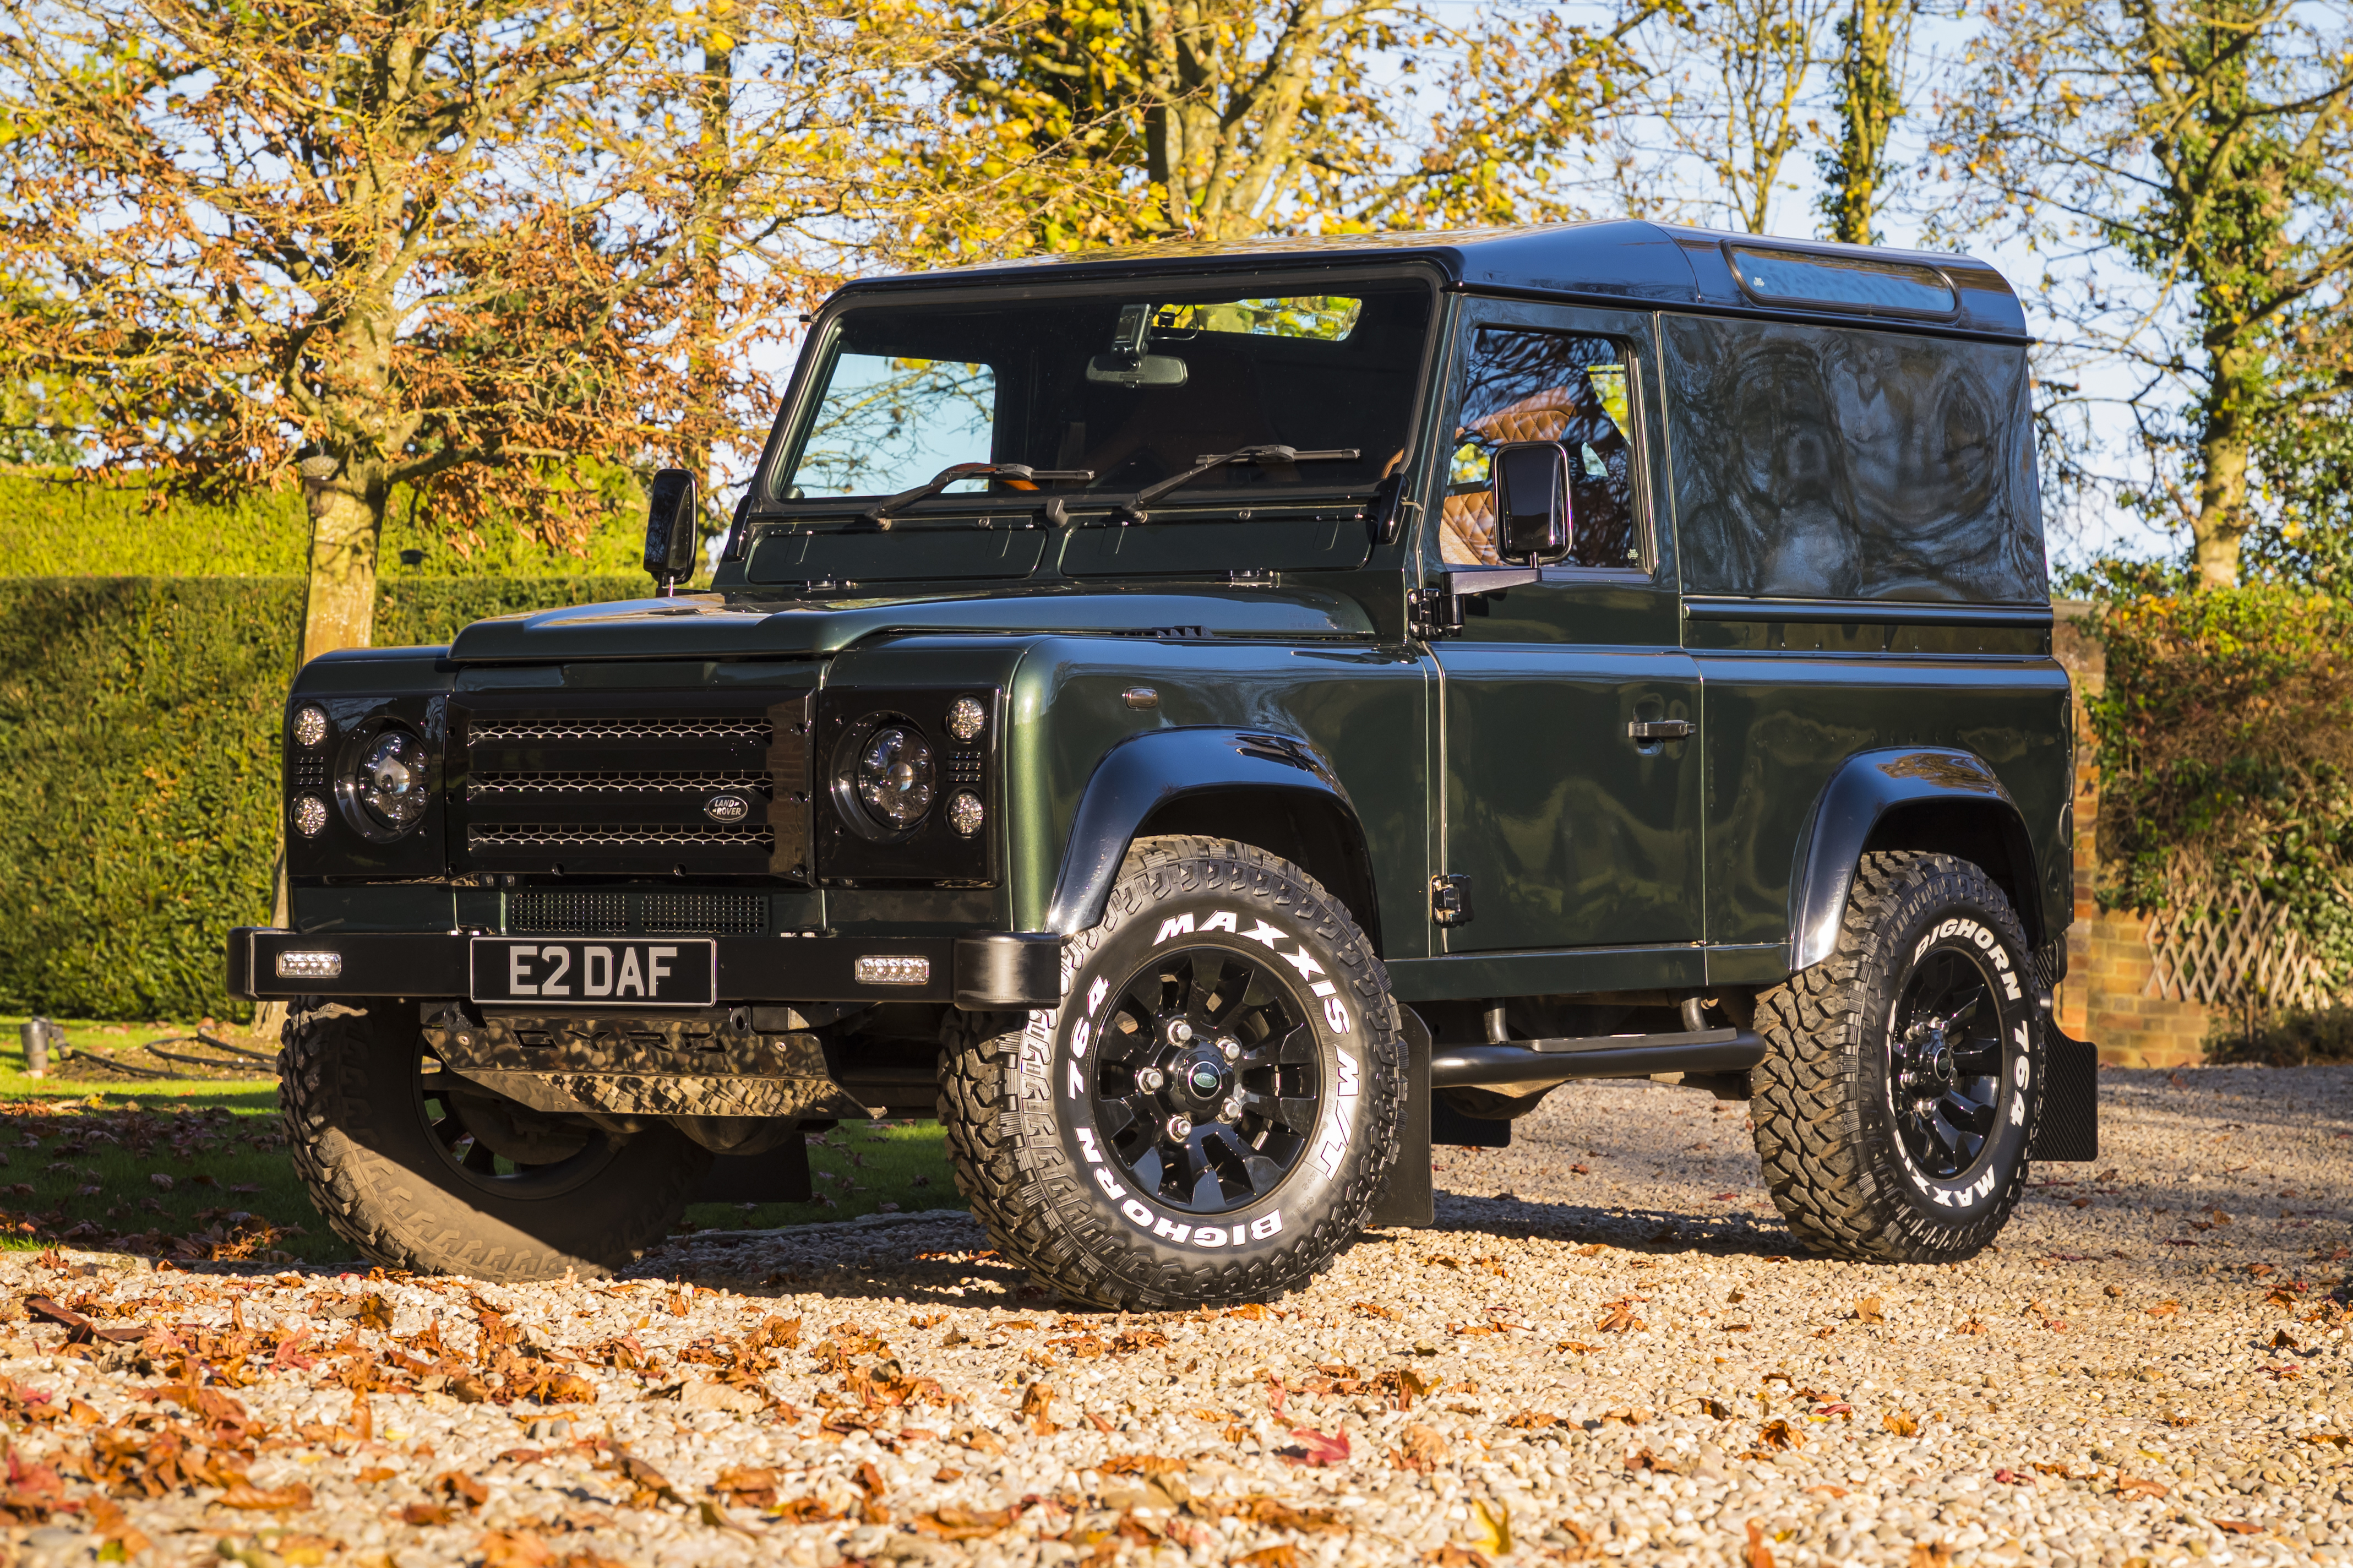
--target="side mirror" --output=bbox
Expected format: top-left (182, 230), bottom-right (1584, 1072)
top-left (643, 467), bottom-right (700, 596)
top-left (1492, 441), bottom-right (1570, 562)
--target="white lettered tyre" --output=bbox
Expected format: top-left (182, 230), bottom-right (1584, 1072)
top-left (939, 835), bottom-right (1405, 1308)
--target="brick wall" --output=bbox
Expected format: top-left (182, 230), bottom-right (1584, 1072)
top-left (2051, 603), bottom-right (2216, 1066)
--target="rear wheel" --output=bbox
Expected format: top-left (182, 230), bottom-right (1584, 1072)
top-left (279, 1001), bottom-right (709, 1280)
top-left (1750, 851), bottom-right (2041, 1262)
top-left (939, 836), bottom-right (1404, 1309)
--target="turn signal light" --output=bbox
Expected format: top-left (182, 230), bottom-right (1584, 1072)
top-left (275, 950), bottom-right (343, 980)
top-left (853, 955), bottom-right (930, 986)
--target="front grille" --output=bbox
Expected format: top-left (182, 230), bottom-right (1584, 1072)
top-left (473, 719), bottom-right (772, 744)
top-left (642, 892), bottom-right (765, 935)
top-left (471, 770), bottom-right (771, 795)
top-left (510, 890), bottom-right (766, 936)
top-left (510, 892), bottom-right (629, 934)
top-left (456, 693), bottom-right (810, 879)
top-left (473, 823), bottom-right (771, 851)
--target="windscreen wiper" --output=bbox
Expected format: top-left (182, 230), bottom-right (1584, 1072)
top-left (858, 462), bottom-right (1093, 528)
top-left (1113, 444), bottom-right (1360, 524)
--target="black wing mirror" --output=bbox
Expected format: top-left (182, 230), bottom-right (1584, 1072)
top-left (1492, 441), bottom-right (1570, 562)
top-left (643, 467), bottom-right (700, 597)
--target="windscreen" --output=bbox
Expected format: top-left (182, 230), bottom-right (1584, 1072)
top-left (775, 279), bottom-right (1434, 505)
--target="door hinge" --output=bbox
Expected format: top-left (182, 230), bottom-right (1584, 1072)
top-left (1430, 873), bottom-right (1474, 927)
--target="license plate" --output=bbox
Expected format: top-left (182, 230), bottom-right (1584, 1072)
top-left (470, 938), bottom-right (716, 1008)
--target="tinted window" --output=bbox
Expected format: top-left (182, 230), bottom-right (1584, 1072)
top-left (775, 281), bottom-right (1432, 504)
top-left (1442, 329), bottom-right (1642, 569)
top-left (1662, 318), bottom-right (2046, 603)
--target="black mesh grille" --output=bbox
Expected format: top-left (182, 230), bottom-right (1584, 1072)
top-left (510, 892), bottom-right (629, 934)
top-left (473, 719), bottom-right (771, 744)
top-left (471, 771), bottom-right (771, 796)
top-left (472, 823), bottom-right (772, 851)
top-left (508, 890), bottom-right (767, 936)
top-left (642, 893), bottom-right (766, 935)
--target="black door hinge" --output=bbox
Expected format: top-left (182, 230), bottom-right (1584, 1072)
top-left (1430, 873), bottom-right (1474, 927)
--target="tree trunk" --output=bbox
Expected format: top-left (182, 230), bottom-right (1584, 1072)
top-left (1822, 0), bottom-right (1904, 245)
top-left (2191, 346), bottom-right (2259, 589)
top-left (299, 458), bottom-right (389, 663)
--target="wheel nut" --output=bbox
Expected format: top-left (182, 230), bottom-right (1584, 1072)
top-left (1219, 1037), bottom-right (1240, 1061)
top-left (1167, 1115), bottom-right (1192, 1140)
top-left (1137, 1066), bottom-right (1165, 1092)
top-left (1169, 1021), bottom-right (1194, 1044)
top-left (1221, 1097), bottom-right (1241, 1121)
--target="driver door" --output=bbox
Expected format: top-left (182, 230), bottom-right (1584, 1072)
top-left (1429, 300), bottom-right (1705, 955)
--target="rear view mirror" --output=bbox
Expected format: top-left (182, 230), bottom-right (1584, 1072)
top-left (1493, 442), bottom-right (1570, 562)
top-left (643, 467), bottom-right (700, 597)
top-left (1086, 302), bottom-right (1189, 388)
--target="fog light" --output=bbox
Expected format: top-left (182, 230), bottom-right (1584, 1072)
top-left (853, 955), bottom-right (930, 986)
top-left (292, 794), bottom-right (329, 837)
top-left (275, 950), bottom-right (342, 980)
top-left (292, 705), bottom-right (329, 748)
top-left (946, 790), bottom-right (984, 838)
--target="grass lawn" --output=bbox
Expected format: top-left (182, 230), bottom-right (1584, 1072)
top-left (0, 1014), bottom-right (961, 1266)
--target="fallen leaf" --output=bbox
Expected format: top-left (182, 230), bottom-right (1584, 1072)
top-left (1745, 1518), bottom-right (1774, 1568)
top-left (1595, 1299), bottom-right (1645, 1334)
top-left (1236, 1546), bottom-right (1301, 1568)
top-left (2114, 1475), bottom-right (2169, 1500)
top-left (2210, 1520), bottom-right (2263, 1536)
top-left (2273, 1329), bottom-right (2301, 1350)
top-left (435, 1470), bottom-right (489, 1508)
top-left (1421, 1548), bottom-right (1488, 1568)
top-left (1241, 1498), bottom-right (1347, 1534)
top-left (1280, 1427), bottom-right (1350, 1466)
top-left (1883, 1411), bottom-right (1920, 1437)
top-left (1853, 1298), bottom-right (1884, 1325)
top-left (219, 1482), bottom-right (313, 1510)
top-left (1907, 1544), bottom-right (1953, 1568)
top-left (400, 1504), bottom-right (451, 1527)
top-left (1757, 1419), bottom-right (1802, 1451)
top-left (2147, 1301), bottom-right (2180, 1319)
top-left (914, 1504), bottom-right (1019, 1540)
top-left (476, 1530), bottom-right (554, 1568)
top-left (1467, 1497), bottom-right (1510, 1556)
top-left (1626, 1446), bottom-right (1680, 1474)
top-left (1353, 1302), bottom-right (1398, 1320)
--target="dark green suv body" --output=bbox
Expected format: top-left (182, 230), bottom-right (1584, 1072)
top-left (231, 221), bottom-right (2096, 1298)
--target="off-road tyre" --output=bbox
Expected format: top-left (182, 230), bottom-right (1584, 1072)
top-left (1751, 851), bottom-right (2044, 1263)
top-left (939, 836), bottom-right (1406, 1309)
top-left (279, 1001), bottom-right (710, 1280)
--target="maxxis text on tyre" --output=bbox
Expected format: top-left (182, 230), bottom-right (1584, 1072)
top-left (1750, 850), bottom-right (2044, 1264)
top-left (938, 835), bottom-right (1406, 1309)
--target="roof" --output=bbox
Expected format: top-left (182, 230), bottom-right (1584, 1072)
top-left (831, 219), bottom-right (2029, 340)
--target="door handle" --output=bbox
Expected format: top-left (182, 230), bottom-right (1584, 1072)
top-left (1628, 718), bottom-right (1693, 742)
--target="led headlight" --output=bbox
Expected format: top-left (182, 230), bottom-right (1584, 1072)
top-left (352, 727), bottom-right (430, 833)
top-left (854, 725), bottom-right (935, 830)
top-left (946, 695), bottom-right (987, 742)
top-left (292, 705), bottom-right (329, 748)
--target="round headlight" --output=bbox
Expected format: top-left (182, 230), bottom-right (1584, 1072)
top-left (946, 696), bottom-right (987, 743)
top-left (292, 794), bottom-right (330, 839)
top-left (292, 705), bottom-right (329, 748)
top-left (855, 725), bottom-right (935, 830)
top-left (946, 790), bottom-right (984, 838)
top-left (353, 728), bottom-right (430, 832)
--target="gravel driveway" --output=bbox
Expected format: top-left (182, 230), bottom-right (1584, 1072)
top-left (0, 1065), bottom-right (2345, 1568)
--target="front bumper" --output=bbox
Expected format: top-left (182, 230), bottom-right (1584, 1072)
top-left (226, 927), bottom-right (1064, 1010)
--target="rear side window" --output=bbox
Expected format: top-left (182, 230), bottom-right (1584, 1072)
top-left (1660, 318), bottom-right (2045, 603)
top-left (1442, 328), bottom-right (1642, 570)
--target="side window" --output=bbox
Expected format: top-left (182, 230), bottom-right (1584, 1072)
top-left (1441, 329), bottom-right (1642, 569)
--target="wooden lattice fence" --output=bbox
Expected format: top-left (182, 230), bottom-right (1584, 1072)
top-left (2142, 892), bottom-right (2338, 1012)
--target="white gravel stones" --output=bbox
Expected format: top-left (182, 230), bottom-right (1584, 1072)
top-left (0, 1064), bottom-right (2342, 1567)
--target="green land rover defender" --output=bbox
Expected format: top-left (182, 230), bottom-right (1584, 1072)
top-left (230, 221), bottom-right (2098, 1302)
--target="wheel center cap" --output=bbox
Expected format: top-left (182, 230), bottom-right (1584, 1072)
top-left (1187, 1063), bottom-right (1223, 1096)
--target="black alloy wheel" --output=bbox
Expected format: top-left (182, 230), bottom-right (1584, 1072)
top-left (1088, 946), bottom-right (1320, 1215)
top-left (1887, 949), bottom-right (2006, 1179)
top-left (417, 1050), bottom-right (619, 1199)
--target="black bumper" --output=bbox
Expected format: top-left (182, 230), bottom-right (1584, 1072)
top-left (225, 927), bottom-right (1064, 1010)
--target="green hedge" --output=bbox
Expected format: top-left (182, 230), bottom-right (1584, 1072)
top-left (0, 575), bottom-right (645, 1022)
top-left (0, 472), bottom-right (653, 579)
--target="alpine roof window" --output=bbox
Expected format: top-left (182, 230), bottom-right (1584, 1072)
top-left (1726, 246), bottom-right (1956, 316)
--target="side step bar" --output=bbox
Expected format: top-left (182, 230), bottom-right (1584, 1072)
top-left (1429, 1027), bottom-right (1766, 1090)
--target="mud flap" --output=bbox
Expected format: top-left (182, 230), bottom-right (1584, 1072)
top-left (2028, 1026), bottom-right (2099, 1162)
top-left (1366, 1005), bottom-right (1435, 1228)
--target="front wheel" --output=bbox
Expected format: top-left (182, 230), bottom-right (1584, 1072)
top-left (279, 1001), bottom-right (710, 1280)
top-left (1750, 851), bottom-right (2042, 1263)
top-left (939, 836), bottom-right (1405, 1309)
